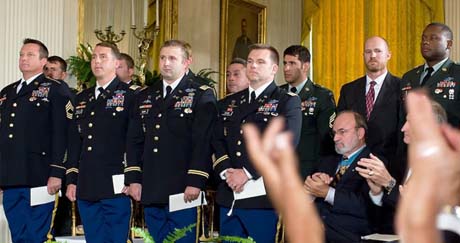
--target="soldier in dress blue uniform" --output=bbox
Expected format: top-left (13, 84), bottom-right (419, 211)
top-left (280, 45), bottom-right (336, 178)
top-left (126, 40), bottom-right (217, 243)
top-left (212, 44), bottom-right (302, 242)
top-left (65, 42), bottom-right (136, 243)
top-left (0, 38), bottom-right (72, 243)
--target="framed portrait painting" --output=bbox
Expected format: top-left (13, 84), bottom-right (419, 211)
top-left (219, 0), bottom-right (267, 98)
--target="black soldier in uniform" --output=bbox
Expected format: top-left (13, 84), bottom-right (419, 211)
top-left (126, 40), bottom-right (217, 243)
top-left (401, 22), bottom-right (460, 127)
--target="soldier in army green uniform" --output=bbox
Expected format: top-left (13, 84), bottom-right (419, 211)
top-left (280, 45), bottom-right (336, 178)
top-left (401, 22), bottom-right (460, 127)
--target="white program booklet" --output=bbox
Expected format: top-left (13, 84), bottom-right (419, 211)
top-left (30, 186), bottom-right (59, 206)
top-left (112, 174), bottom-right (125, 194)
top-left (361, 233), bottom-right (400, 241)
top-left (234, 177), bottom-right (266, 200)
top-left (169, 191), bottom-right (207, 212)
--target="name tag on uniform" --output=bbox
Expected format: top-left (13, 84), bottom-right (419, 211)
top-left (112, 174), bottom-right (125, 194)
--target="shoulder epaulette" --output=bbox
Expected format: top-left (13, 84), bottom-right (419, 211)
top-left (76, 90), bottom-right (84, 95)
top-left (200, 85), bottom-right (210, 91)
top-left (48, 78), bottom-right (62, 84)
top-left (287, 92), bottom-right (297, 96)
top-left (140, 86), bottom-right (148, 91)
top-left (129, 84), bottom-right (141, 90)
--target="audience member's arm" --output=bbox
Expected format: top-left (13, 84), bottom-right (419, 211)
top-left (243, 118), bottom-right (323, 243)
top-left (396, 91), bottom-right (460, 243)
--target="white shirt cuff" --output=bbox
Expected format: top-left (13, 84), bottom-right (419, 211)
top-left (219, 169), bottom-right (228, 180)
top-left (325, 187), bottom-right (335, 205)
top-left (369, 191), bottom-right (384, 206)
top-left (221, 168), bottom-right (252, 181)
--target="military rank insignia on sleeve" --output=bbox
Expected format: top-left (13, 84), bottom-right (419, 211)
top-left (329, 112), bottom-right (336, 128)
top-left (66, 101), bottom-right (74, 119)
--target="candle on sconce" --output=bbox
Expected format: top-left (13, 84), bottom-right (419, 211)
top-left (93, 3), bottom-right (97, 29)
top-left (155, 0), bottom-right (159, 28)
top-left (143, 0), bottom-right (148, 27)
top-left (131, 0), bottom-right (135, 26)
top-left (107, 1), bottom-right (114, 26)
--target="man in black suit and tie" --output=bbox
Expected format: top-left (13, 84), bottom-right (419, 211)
top-left (305, 111), bottom-right (372, 242)
top-left (337, 36), bottom-right (402, 181)
top-left (401, 22), bottom-right (460, 127)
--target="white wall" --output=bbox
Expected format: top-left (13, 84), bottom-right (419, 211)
top-left (0, 0), bottom-right (78, 89)
top-left (445, 0), bottom-right (460, 62)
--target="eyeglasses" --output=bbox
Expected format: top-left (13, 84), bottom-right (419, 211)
top-left (330, 127), bottom-right (358, 138)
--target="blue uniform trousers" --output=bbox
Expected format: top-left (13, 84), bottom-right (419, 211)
top-left (144, 206), bottom-right (197, 243)
top-left (3, 187), bottom-right (55, 243)
top-left (220, 207), bottom-right (278, 243)
top-left (78, 196), bottom-right (131, 243)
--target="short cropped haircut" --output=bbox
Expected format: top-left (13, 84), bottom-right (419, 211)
top-left (229, 57), bottom-right (247, 66)
top-left (426, 22), bottom-right (453, 40)
top-left (95, 42), bottom-right (121, 59)
top-left (248, 44), bottom-right (279, 65)
top-left (119, 53), bottom-right (135, 69)
top-left (23, 38), bottom-right (48, 59)
top-left (283, 45), bottom-right (311, 63)
top-left (47, 55), bottom-right (67, 72)
top-left (183, 41), bottom-right (192, 59)
top-left (161, 39), bottom-right (189, 61)
top-left (431, 100), bottom-right (447, 123)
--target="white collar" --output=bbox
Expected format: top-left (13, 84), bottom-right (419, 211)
top-left (21, 72), bottom-right (43, 85)
top-left (365, 71), bottom-right (387, 86)
top-left (248, 81), bottom-right (273, 100)
top-left (163, 75), bottom-right (184, 94)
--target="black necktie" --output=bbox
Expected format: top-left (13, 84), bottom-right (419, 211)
top-left (290, 87), bottom-right (297, 94)
top-left (250, 91), bottom-right (256, 104)
top-left (97, 87), bottom-right (105, 99)
top-left (164, 86), bottom-right (172, 99)
top-left (17, 81), bottom-right (27, 94)
top-left (421, 67), bottom-right (434, 86)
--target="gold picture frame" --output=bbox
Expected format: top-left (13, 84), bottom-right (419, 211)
top-left (219, 0), bottom-right (267, 98)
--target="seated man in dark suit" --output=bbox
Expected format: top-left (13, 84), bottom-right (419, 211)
top-left (356, 100), bottom-right (448, 234)
top-left (304, 111), bottom-right (373, 242)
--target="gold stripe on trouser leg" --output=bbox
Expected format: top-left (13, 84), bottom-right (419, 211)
top-left (71, 202), bottom-right (76, 236)
top-left (46, 194), bottom-right (60, 241)
top-left (127, 199), bottom-right (134, 243)
top-left (195, 206), bottom-right (200, 243)
top-left (275, 214), bottom-right (285, 243)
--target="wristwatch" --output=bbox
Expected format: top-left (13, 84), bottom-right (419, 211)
top-left (385, 178), bottom-right (396, 194)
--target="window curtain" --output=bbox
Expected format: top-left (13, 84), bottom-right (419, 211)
top-left (302, 0), bottom-right (444, 100)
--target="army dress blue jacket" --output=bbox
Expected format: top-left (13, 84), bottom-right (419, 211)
top-left (0, 74), bottom-right (72, 187)
top-left (126, 76), bottom-right (217, 205)
top-left (213, 81), bottom-right (302, 209)
top-left (66, 78), bottom-right (137, 201)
